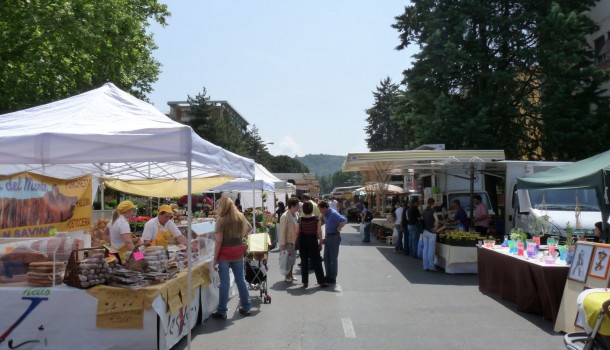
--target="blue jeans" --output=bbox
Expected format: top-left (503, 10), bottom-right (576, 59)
top-left (217, 258), bottom-right (251, 315)
top-left (402, 224), bottom-right (410, 254)
top-left (324, 234), bottom-right (341, 281)
top-left (423, 230), bottom-right (437, 270)
top-left (394, 224), bottom-right (403, 251)
top-left (408, 224), bottom-right (419, 257)
top-left (363, 222), bottom-right (371, 242)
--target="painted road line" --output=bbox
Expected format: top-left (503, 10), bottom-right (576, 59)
top-left (342, 318), bottom-right (356, 338)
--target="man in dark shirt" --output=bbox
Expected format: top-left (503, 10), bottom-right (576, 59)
top-left (451, 199), bottom-right (469, 232)
top-left (406, 198), bottom-right (422, 258)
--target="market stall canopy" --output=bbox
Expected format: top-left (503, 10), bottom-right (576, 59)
top-left (0, 83), bottom-right (255, 187)
top-left (356, 183), bottom-right (406, 194)
top-left (208, 179), bottom-right (275, 192)
top-left (516, 149), bottom-right (610, 240)
top-left (343, 149), bottom-right (506, 173)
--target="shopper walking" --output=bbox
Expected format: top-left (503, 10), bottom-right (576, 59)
top-left (406, 198), bottom-right (422, 258)
top-left (422, 198), bottom-right (439, 272)
top-left (212, 197), bottom-right (251, 319)
top-left (318, 200), bottom-right (347, 284)
top-left (360, 201), bottom-right (373, 243)
top-left (297, 201), bottom-right (328, 288)
top-left (279, 197), bottom-right (299, 283)
top-left (393, 202), bottom-right (404, 252)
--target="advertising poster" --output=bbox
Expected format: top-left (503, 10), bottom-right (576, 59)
top-left (0, 172), bottom-right (92, 238)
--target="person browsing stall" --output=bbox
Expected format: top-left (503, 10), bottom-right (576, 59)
top-left (318, 200), bottom-right (347, 285)
top-left (212, 197), bottom-right (252, 319)
top-left (422, 198), bottom-right (440, 272)
top-left (105, 200), bottom-right (139, 262)
top-left (472, 195), bottom-right (489, 235)
top-left (450, 199), bottom-right (470, 232)
top-left (142, 205), bottom-right (188, 250)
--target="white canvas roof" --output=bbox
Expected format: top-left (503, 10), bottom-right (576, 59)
top-left (0, 83), bottom-right (255, 182)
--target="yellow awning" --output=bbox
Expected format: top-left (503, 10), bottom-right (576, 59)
top-left (104, 176), bottom-right (234, 197)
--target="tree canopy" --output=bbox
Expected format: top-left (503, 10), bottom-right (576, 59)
top-left (389, 0), bottom-right (610, 160)
top-left (0, 0), bottom-right (170, 114)
top-left (364, 77), bottom-right (406, 151)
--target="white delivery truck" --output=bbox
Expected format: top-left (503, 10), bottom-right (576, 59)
top-left (502, 161), bottom-right (601, 237)
top-left (418, 167), bottom-right (495, 219)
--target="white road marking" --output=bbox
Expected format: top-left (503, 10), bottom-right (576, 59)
top-left (342, 318), bottom-right (356, 338)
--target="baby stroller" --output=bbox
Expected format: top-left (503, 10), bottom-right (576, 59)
top-left (565, 288), bottom-right (610, 350)
top-left (245, 232), bottom-right (271, 304)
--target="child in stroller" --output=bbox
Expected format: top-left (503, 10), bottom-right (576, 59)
top-left (245, 251), bottom-right (271, 304)
top-left (565, 288), bottom-right (610, 350)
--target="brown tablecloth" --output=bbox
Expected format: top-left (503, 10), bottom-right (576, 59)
top-left (477, 247), bottom-right (569, 323)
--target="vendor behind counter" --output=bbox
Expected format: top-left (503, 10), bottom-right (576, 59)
top-left (142, 205), bottom-right (188, 250)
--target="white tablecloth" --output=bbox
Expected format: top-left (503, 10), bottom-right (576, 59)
top-left (435, 243), bottom-right (478, 274)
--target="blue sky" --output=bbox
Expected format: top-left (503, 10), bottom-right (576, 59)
top-left (147, 1), bottom-right (416, 157)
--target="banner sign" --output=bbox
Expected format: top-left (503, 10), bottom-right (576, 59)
top-left (0, 172), bottom-right (92, 237)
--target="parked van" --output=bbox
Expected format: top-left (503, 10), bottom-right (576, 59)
top-left (502, 161), bottom-right (601, 237)
top-left (513, 187), bottom-right (600, 237)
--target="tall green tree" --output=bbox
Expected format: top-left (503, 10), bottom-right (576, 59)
top-left (0, 0), bottom-right (170, 113)
top-left (392, 0), bottom-right (610, 160)
top-left (266, 156), bottom-right (309, 173)
top-left (365, 77), bottom-right (406, 151)
top-left (187, 87), bottom-right (248, 155)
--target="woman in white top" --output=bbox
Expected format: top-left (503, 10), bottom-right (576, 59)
top-left (142, 204), bottom-right (188, 249)
top-left (104, 200), bottom-right (137, 261)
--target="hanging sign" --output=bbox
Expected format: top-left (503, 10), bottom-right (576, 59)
top-left (0, 172), bottom-right (92, 237)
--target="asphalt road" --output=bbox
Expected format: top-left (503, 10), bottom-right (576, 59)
top-left (175, 223), bottom-right (566, 350)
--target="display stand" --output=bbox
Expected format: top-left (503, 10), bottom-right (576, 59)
top-left (435, 243), bottom-right (478, 274)
top-left (554, 242), bottom-right (610, 333)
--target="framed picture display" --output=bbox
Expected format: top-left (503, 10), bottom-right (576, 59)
top-left (589, 244), bottom-right (610, 280)
top-left (568, 243), bottom-right (595, 283)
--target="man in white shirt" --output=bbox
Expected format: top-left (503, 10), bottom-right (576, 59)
top-left (394, 202), bottom-right (404, 253)
top-left (142, 204), bottom-right (188, 249)
top-left (330, 198), bottom-right (338, 211)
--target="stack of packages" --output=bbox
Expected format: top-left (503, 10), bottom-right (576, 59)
top-left (143, 246), bottom-right (168, 272)
top-left (107, 268), bottom-right (148, 290)
top-left (73, 253), bottom-right (112, 288)
top-left (169, 248), bottom-right (199, 271)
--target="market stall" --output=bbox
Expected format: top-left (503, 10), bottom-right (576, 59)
top-left (477, 246), bottom-right (569, 323)
top-left (435, 244), bottom-right (477, 274)
top-left (0, 83), bottom-right (256, 349)
top-left (0, 262), bottom-right (212, 350)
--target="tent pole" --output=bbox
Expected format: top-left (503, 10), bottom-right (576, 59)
top-left (186, 159), bottom-right (192, 350)
top-left (252, 180), bottom-right (256, 229)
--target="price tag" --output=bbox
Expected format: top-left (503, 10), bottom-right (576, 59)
top-left (133, 251), bottom-right (144, 261)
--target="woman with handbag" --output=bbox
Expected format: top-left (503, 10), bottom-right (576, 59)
top-left (211, 197), bottom-right (252, 319)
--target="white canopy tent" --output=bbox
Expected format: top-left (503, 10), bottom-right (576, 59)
top-left (207, 163), bottom-right (285, 214)
top-left (0, 83), bottom-right (256, 348)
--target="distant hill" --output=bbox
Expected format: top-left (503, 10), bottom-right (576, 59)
top-left (296, 154), bottom-right (346, 177)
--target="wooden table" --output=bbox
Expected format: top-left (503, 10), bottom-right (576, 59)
top-left (477, 247), bottom-right (569, 323)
